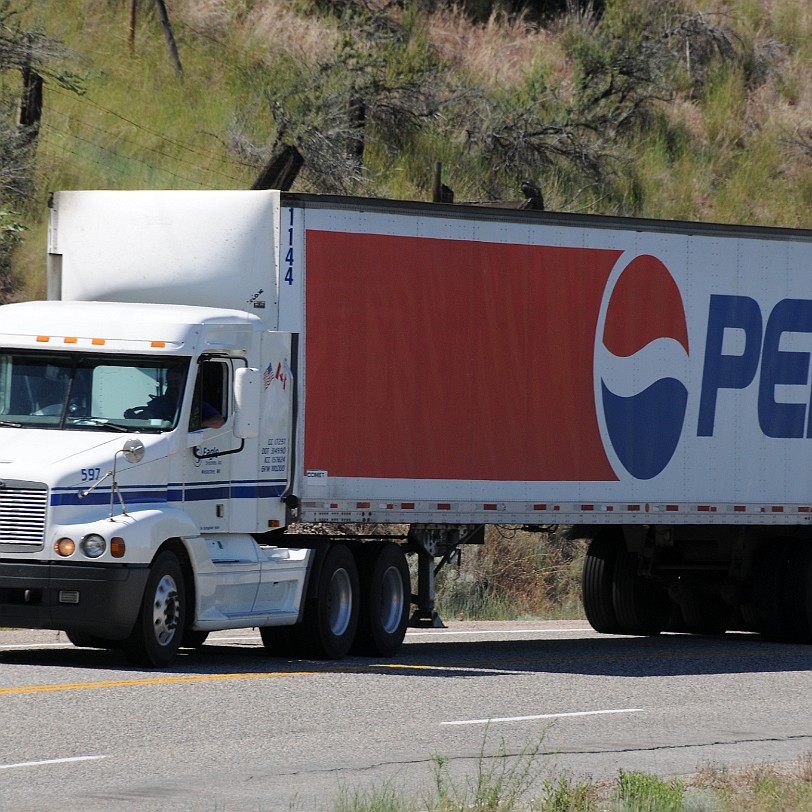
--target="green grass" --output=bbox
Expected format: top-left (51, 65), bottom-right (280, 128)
top-left (325, 747), bottom-right (812, 811)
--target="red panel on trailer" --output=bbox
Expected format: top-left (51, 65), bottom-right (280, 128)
top-left (304, 230), bottom-right (620, 481)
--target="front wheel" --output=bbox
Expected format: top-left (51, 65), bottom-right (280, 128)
top-left (123, 551), bottom-right (185, 667)
top-left (352, 542), bottom-right (410, 657)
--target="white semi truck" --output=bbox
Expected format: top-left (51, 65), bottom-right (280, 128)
top-left (1, 189), bottom-right (811, 666)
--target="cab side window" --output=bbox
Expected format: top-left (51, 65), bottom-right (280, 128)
top-left (190, 359), bottom-right (227, 430)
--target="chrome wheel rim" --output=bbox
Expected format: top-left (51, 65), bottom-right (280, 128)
top-left (152, 574), bottom-right (180, 646)
top-left (327, 567), bottom-right (353, 637)
top-left (379, 565), bottom-right (405, 634)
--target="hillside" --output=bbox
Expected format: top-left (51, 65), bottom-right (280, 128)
top-left (7, 0), bottom-right (812, 299)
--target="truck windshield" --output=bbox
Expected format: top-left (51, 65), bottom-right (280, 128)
top-left (0, 351), bottom-right (190, 432)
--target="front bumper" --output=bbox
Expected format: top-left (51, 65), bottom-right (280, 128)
top-left (0, 561), bottom-right (150, 640)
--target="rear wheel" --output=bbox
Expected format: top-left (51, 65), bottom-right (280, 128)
top-left (123, 551), bottom-right (185, 667)
top-left (352, 542), bottom-right (410, 657)
top-left (751, 539), bottom-right (812, 643)
top-left (778, 542), bottom-right (812, 643)
top-left (750, 539), bottom-right (792, 641)
top-left (298, 543), bottom-right (359, 659)
top-left (612, 550), bottom-right (669, 636)
top-left (805, 550), bottom-right (812, 643)
top-left (582, 534), bottom-right (623, 634)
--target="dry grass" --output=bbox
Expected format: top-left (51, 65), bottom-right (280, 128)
top-left (693, 755), bottom-right (812, 811)
top-left (173, 0), bottom-right (340, 62)
top-left (172, 0), bottom-right (233, 39)
top-left (426, 8), bottom-right (567, 90)
top-left (436, 528), bottom-right (587, 621)
top-left (241, 1), bottom-right (339, 63)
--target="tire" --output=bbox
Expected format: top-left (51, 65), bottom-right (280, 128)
top-left (582, 534), bottom-right (623, 634)
top-left (123, 551), bottom-right (185, 667)
top-left (805, 549), bottom-right (812, 644)
top-left (612, 550), bottom-right (669, 636)
top-left (776, 541), bottom-right (812, 643)
top-left (751, 539), bottom-right (792, 641)
top-left (737, 602), bottom-right (758, 632)
top-left (298, 543), bottom-right (359, 659)
top-left (351, 542), bottom-right (410, 657)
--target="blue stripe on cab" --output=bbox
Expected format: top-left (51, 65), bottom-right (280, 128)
top-left (50, 480), bottom-right (287, 506)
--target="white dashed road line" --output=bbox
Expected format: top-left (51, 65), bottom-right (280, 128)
top-left (0, 755), bottom-right (107, 770)
top-left (407, 628), bottom-right (594, 637)
top-left (442, 708), bottom-right (644, 726)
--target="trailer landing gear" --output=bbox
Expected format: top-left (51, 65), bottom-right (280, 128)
top-left (407, 525), bottom-right (484, 629)
top-left (411, 544), bottom-right (445, 628)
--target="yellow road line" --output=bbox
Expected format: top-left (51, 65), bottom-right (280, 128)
top-left (1, 642), bottom-right (806, 696)
top-left (0, 661), bottom-right (518, 695)
top-left (0, 670), bottom-right (314, 695)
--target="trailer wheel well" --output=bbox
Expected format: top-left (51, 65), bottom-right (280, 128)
top-left (592, 527), bottom-right (625, 550)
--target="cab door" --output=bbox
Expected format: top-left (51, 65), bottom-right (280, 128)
top-left (184, 356), bottom-right (261, 615)
top-left (184, 356), bottom-right (234, 533)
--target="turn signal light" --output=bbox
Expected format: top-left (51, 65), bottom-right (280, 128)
top-left (110, 537), bottom-right (126, 558)
top-left (54, 537), bottom-right (76, 557)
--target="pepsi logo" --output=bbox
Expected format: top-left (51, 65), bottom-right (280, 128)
top-left (597, 255), bottom-right (690, 480)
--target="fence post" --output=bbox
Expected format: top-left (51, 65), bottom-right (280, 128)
top-left (154, 0), bottom-right (183, 77)
top-left (129, 0), bottom-right (137, 53)
top-left (18, 40), bottom-right (43, 143)
top-left (251, 144), bottom-right (304, 191)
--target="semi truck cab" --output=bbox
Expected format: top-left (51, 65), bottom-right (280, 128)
top-left (0, 299), bottom-right (311, 665)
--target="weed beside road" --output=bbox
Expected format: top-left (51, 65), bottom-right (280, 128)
top-left (334, 750), bottom-right (812, 811)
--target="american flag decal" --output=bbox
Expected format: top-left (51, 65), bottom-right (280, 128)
top-left (263, 361), bottom-right (289, 391)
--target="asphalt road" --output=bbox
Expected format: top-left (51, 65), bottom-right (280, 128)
top-left (1, 621), bottom-right (811, 811)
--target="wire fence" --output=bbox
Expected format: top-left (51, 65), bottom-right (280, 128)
top-left (40, 86), bottom-right (257, 190)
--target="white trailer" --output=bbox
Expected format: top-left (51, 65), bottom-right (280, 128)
top-left (0, 189), bottom-right (810, 665)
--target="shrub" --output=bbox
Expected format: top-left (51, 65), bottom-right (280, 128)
top-left (435, 528), bottom-right (587, 620)
top-left (614, 769), bottom-right (685, 812)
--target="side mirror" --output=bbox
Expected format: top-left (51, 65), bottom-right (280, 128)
top-left (121, 438), bottom-right (146, 464)
top-left (233, 367), bottom-right (260, 439)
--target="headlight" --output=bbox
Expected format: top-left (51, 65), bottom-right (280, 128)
top-left (80, 534), bottom-right (106, 558)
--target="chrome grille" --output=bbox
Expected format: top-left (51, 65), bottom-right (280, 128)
top-left (0, 485), bottom-right (47, 548)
